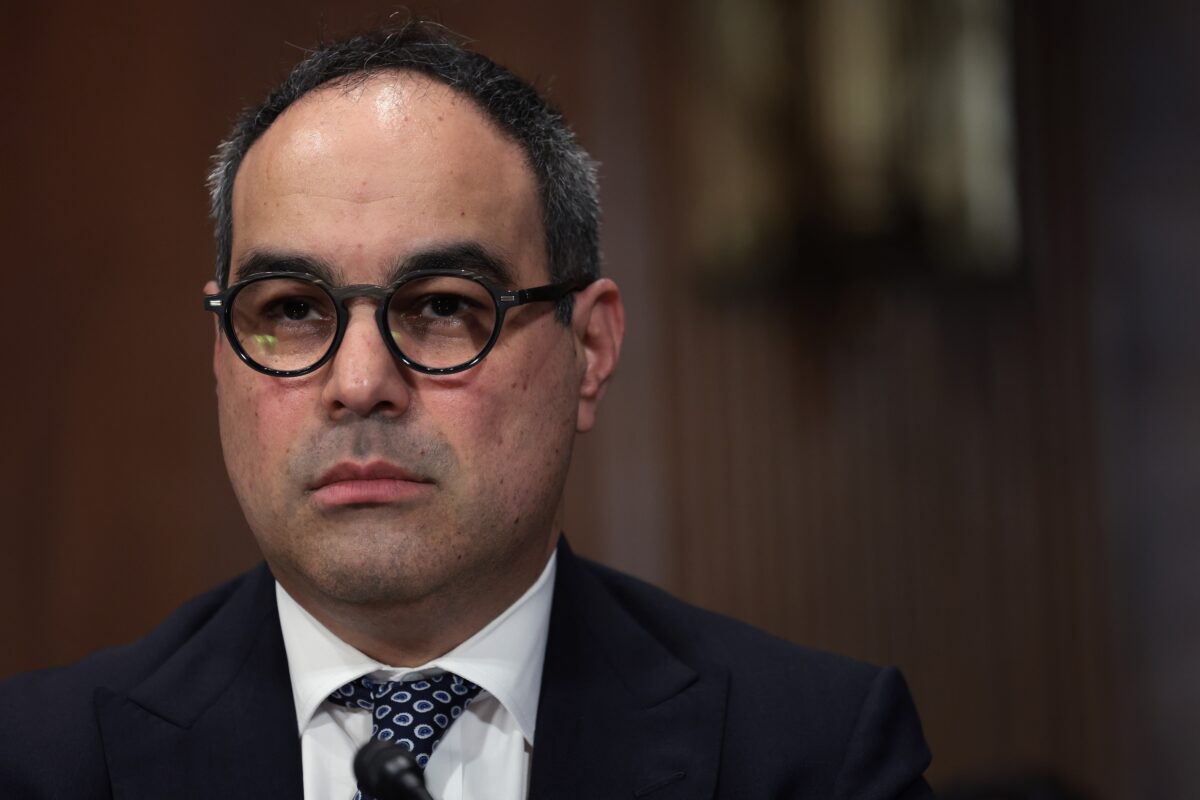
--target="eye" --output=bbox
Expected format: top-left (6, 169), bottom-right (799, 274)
top-left (388, 275), bottom-right (495, 337)
top-left (256, 288), bottom-right (332, 323)
top-left (426, 294), bottom-right (463, 318)
top-left (406, 289), bottom-right (486, 321)
top-left (280, 298), bottom-right (317, 320)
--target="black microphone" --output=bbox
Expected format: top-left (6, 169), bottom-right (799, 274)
top-left (354, 740), bottom-right (435, 800)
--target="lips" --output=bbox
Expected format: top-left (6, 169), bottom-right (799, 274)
top-left (309, 461), bottom-right (433, 507)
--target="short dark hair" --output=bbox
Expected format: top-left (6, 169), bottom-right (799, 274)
top-left (207, 21), bottom-right (600, 320)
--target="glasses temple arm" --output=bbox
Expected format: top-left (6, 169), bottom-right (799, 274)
top-left (515, 277), bottom-right (594, 304)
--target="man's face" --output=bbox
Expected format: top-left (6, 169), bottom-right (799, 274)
top-left (211, 74), bottom-right (617, 625)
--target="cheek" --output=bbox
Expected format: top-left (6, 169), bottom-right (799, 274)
top-left (435, 334), bottom-right (579, 491)
top-left (215, 355), bottom-right (315, 499)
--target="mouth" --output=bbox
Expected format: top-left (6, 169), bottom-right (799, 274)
top-left (308, 461), bottom-right (434, 507)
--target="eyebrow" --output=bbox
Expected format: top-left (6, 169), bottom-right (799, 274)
top-left (389, 242), bottom-right (517, 287)
top-left (234, 251), bottom-right (340, 284)
top-left (233, 242), bottom-right (518, 288)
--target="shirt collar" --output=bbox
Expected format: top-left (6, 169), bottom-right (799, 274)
top-left (276, 551), bottom-right (556, 746)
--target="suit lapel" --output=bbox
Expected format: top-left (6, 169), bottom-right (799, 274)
top-left (530, 541), bottom-right (727, 799)
top-left (95, 565), bottom-right (303, 799)
top-left (90, 546), bottom-right (726, 799)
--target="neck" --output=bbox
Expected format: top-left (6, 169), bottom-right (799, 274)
top-left (277, 533), bottom-right (558, 666)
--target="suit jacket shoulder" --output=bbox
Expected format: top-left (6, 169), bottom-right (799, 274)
top-left (531, 543), bottom-right (934, 799)
top-left (0, 564), bottom-right (302, 800)
top-left (0, 546), bottom-right (932, 800)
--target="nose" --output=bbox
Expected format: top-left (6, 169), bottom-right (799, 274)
top-left (320, 303), bottom-right (412, 419)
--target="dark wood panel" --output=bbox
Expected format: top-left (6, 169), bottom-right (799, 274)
top-left (0, 1), bottom-right (1125, 796)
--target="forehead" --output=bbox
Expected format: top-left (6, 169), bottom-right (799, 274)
top-left (231, 72), bottom-right (545, 284)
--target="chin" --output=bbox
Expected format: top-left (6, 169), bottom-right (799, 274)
top-left (320, 568), bottom-right (438, 607)
top-left (300, 535), bottom-right (470, 607)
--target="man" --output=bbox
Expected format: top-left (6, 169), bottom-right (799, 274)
top-left (0, 22), bottom-right (933, 799)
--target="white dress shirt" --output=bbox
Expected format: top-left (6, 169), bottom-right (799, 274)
top-left (275, 553), bottom-right (556, 800)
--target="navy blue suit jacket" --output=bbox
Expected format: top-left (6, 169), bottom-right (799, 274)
top-left (0, 541), bottom-right (933, 798)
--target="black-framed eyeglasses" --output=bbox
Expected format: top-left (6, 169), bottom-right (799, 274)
top-left (203, 269), bottom-right (592, 377)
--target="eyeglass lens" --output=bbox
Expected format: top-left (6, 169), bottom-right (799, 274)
top-left (230, 275), bottom-right (498, 372)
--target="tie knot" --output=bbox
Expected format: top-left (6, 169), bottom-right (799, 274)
top-left (328, 672), bottom-right (483, 769)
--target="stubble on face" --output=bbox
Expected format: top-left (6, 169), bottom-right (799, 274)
top-left (225, 371), bottom-right (576, 626)
top-left (225, 359), bottom-right (575, 608)
top-left (276, 415), bottom-right (456, 605)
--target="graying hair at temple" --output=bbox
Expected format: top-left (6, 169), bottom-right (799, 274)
top-left (205, 20), bottom-right (600, 322)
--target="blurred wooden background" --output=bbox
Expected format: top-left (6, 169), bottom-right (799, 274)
top-left (3, 1), bottom-right (1198, 797)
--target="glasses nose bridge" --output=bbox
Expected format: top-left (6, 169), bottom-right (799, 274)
top-left (331, 283), bottom-right (392, 312)
top-left (328, 284), bottom-right (395, 360)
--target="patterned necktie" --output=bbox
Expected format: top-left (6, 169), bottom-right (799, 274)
top-left (329, 672), bottom-right (483, 798)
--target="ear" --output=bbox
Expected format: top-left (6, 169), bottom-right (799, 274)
top-left (571, 278), bottom-right (625, 433)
